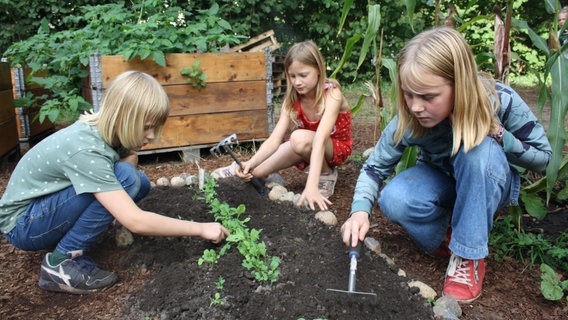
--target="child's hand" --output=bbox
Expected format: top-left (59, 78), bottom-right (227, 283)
top-left (340, 211), bottom-right (370, 247)
top-left (297, 186), bottom-right (331, 211)
top-left (199, 222), bottom-right (230, 244)
top-left (234, 161), bottom-right (254, 181)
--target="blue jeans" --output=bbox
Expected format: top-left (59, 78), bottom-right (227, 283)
top-left (378, 137), bottom-right (518, 260)
top-left (6, 162), bottom-right (150, 255)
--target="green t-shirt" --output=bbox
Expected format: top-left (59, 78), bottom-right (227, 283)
top-left (0, 121), bottom-right (127, 234)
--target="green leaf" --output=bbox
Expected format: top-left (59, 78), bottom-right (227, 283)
top-left (512, 18), bottom-right (550, 55)
top-left (357, 4), bottom-right (381, 71)
top-left (520, 192), bottom-right (547, 219)
top-left (404, 0), bottom-right (416, 32)
top-left (546, 55), bottom-right (568, 202)
top-left (350, 94), bottom-right (367, 116)
top-left (540, 264), bottom-right (564, 300)
top-left (337, 0), bottom-right (354, 35)
top-left (330, 34), bottom-right (362, 79)
top-left (151, 51), bottom-right (166, 67)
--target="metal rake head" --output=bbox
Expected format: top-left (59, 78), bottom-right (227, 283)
top-left (210, 133), bottom-right (239, 157)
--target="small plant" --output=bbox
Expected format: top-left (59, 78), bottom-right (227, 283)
top-left (197, 178), bottom-right (281, 284)
top-left (540, 263), bottom-right (568, 302)
top-left (181, 60), bottom-right (207, 90)
top-left (209, 276), bottom-right (226, 307)
top-left (490, 216), bottom-right (568, 272)
top-left (209, 292), bottom-right (224, 307)
top-left (215, 275), bottom-right (225, 290)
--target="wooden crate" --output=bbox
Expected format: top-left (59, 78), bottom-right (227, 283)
top-left (228, 30), bottom-right (285, 97)
top-left (84, 52), bottom-right (274, 155)
top-left (228, 30), bottom-right (281, 53)
top-left (11, 68), bottom-right (55, 143)
top-left (272, 54), bottom-right (286, 97)
top-left (0, 63), bottom-right (20, 159)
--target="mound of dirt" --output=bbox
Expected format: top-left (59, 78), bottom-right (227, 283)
top-left (122, 179), bottom-right (435, 319)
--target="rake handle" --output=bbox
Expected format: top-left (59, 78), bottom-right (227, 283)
top-left (348, 241), bottom-right (360, 292)
top-left (222, 145), bottom-right (266, 196)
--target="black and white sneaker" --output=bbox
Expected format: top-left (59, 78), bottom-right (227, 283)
top-left (38, 253), bottom-right (118, 294)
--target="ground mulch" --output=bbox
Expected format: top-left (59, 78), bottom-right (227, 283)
top-left (0, 85), bottom-right (567, 319)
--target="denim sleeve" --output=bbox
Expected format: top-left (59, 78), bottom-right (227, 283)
top-left (497, 84), bottom-right (552, 172)
top-left (351, 117), bottom-right (404, 215)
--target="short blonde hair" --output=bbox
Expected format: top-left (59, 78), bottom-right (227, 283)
top-left (395, 27), bottom-right (499, 155)
top-left (80, 71), bottom-right (170, 149)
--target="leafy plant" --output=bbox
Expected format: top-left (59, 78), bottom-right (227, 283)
top-left (510, 0), bottom-right (568, 219)
top-left (209, 292), bottom-right (224, 307)
top-left (215, 275), bottom-right (225, 290)
top-left (3, 1), bottom-right (239, 123)
top-left (209, 275), bottom-right (226, 307)
top-left (540, 263), bottom-right (568, 301)
top-left (181, 61), bottom-right (207, 91)
top-left (490, 216), bottom-right (568, 272)
top-left (197, 178), bottom-right (281, 284)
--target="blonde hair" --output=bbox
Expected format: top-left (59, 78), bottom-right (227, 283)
top-left (282, 40), bottom-right (341, 125)
top-left (394, 27), bottom-right (499, 155)
top-left (560, 6), bottom-right (568, 18)
top-left (80, 71), bottom-right (170, 149)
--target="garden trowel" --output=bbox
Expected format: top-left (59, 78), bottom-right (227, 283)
top-left (326, 239), bottom-right (378, 304)
top-left (210, 133), bottom-right (266, 196)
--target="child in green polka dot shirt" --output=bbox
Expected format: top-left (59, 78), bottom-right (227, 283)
top-left (0, 71), bottom-right (229, 294)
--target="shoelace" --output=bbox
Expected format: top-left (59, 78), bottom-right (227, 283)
top-left (446, 255), bottom-right (475, 287)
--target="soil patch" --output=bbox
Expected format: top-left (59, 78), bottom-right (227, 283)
top-left (122, 182), bottom-right (434, 319)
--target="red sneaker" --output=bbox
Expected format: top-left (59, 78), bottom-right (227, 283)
top-left (442, 254), bottom-right (485, 303)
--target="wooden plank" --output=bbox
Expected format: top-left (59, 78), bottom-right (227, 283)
top-left (10, 68), bottom-right (48, 91)
top-left (0, 116), bottom-right (19, 157)
top-left (165, 80), bottom-right (266, 116)
top-left (0, 90), bottom-right (15, 122)
top-left (98, 52), bottom-right (266, 87)
top-left (0, 63), bottom-right (12, 91)
top-left (229, 30), bottom-right (278, 52)
top-left (142, 110), bottom-right (269, 150)
top-left (246, 41), bottom-right (280, 53)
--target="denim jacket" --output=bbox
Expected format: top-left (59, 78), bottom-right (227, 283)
top-left (351, 82), bottom-right (552, 215)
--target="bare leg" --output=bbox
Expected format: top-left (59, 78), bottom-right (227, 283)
top-left (252, 129), bottom-right (334, 178)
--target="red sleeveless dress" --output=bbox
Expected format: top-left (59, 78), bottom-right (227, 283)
top-left (293, 85), bottom-right (353, 170)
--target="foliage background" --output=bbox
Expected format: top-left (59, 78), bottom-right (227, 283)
top-left (1, 0), bottom-right (563, 83)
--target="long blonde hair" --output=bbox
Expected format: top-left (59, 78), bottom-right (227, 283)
top-left (281, 40), bottom-right (340, 125)
top-left (80, 71), bottom-right (170, 149)
top-left (394, 27), bottom-right (499, 155)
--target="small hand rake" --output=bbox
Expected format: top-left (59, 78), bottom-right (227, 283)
top-left (326, 240), bottom-right (378, 304)
top-left (210, 134), bottom-right (266, 196)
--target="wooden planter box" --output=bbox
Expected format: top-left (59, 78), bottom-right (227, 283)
top-left (0, 62), bottom-right (19, 159)
top-left (84, 51), bottom-right (275, 159)
top-left (11, 68), bottom-right (55, 145)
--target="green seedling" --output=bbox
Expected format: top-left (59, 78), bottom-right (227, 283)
top-left (209, 292), bottom-right (224, 307)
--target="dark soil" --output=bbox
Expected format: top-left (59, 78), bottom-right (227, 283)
top-left (123, 182), bottom-right (434, 319)
top-left (1, 85), bottom-right (567, 319)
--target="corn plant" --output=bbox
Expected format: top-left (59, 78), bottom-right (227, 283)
top-left (509, 0), bottom-right (568, 220)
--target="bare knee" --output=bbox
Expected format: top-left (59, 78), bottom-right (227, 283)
top-left (289, 130), bottom-right (314, 156)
